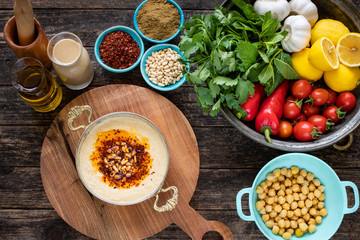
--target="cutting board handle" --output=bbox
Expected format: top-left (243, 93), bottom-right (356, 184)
top-left (68, 105), bottom-right (93, 131)
top-left (172, 203), bottom-right (233, 240)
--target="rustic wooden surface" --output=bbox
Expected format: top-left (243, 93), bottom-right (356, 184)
top-left (1, 0), bottom-right (360, 239)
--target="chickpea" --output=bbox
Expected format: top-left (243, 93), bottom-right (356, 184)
top-left (300, 169), bottom-right (307, 177)
top-left (268, 189), bottom-right (276, 197)
top-left (278, 189), bottom-right (285, 197)
top-left (259, 208), bottom-right (266, 215)
top-left (292, 179), bottom-right (297, 184)
top-left (312, 198), bottom-right (319, 206)
top-left (301, 207), bottom-right (308, 215)
top-left (282, 232), bottom-right (291, 240)
top-left (278, 219), bottom-right (286, 228)
top-left (305, 199), bottom-right (313, 208)
top-left (287, 228), bottom-right (294, 235)
top-left (308, 192), bottom-right (315, 200)
top-left (278, 175), bottom-right (285, 182)
top-left (303, 180), bottom-right (309, 187)
top-left (279, 228), bottom-right (285, 236)
top-left (309, 183), bottom-right (316, 192)
top-left (291, 216), bottom-right (299, 221)
top-left (319, 208), bottom-right (328, 216)
top-left (290, 201), bottom-right (298, 210)
top-left (314, 189), bottom-right (321, 199)
top-left (266, 180), bottom-right (273, 187)
top-left (265, 205), bottom-right (273, 213)
top-left (272, 182), bottom-right (281, 191)
top-left (281, 168), bottom-right (288, 176)
top-left (313, 178), bottom-right (321, 187)
top-left (287, 210), bottom-right (294, 218)
top-left (299, 222), bottom-right (308, 232)
top-left (318, 201), bottom-right (325, 209)
top-left (299, 193), bottom-right (307, 201)
top-left (308, 218), bottom-right (316, 225)
top-left (273, 169), bottom-right (281, 177)
top-left (308, 224), bottom-right (317, 234)
top-left (286, 170), bottom-right (293, 179)
top-left (291, 184), bottom-right (300, 193)
top-left (297, 175), bottom-right (304, 184)
top-left (260, 182), bottom-right (267, 189)
top-left (256, 200), bottom-right (265, 210)
top-left (262, 214), bottom-right (270, 222)
top-left (301, 185), bottom-right (309, 195)
top-left (272, 225), bottom-right (280, 235)
top-left (285, 219), bottom-right (291, 229)
top-left (309, 208), bottom-right (317, 216)
top-left (285, 189), bottom-right (293, 195)
top-left (284, 178), bottom-right (292, 187)
top-left (297, 218), bottom-right (304, 224)
top-left (294, 208), bottom-right (301, 217)
top-left (318, 185), bottom-right (325, 193)
top-left (293, 193), bottom-right (300, 201)
top-left (270, 211), bottom-right (277, 218)
top-left (267, 173), bottom-right (276, 182)
top-left (275, 216), bottom-right (282, 222)
top-left (282, 203), bottom-right (290, 211)
top-left (256, 186), bottom-right (264, 194)
top-left (306, 172), bottom-right (314, 181)
top-left (303, 213), bottom-right (310, 222)
top-left (278, 196), bottom-right (286, 204)
top-left (319, 193), bottom-right (326, 201)
top-left (295, 228), bottom-right (304, 237)
top-left (298, 200), bottom-right (305, 208)
top-left (290, 220), bottom-right (298, 229)
top-left (280, 184), bottom-right (286, 191)
top-left (286, 195), bottom-right (294, 204)
top-left (291, 166), bottom-right (299, 175)
top-left (279, 209), bottom-right (287, 218)
top-left (274, 204), bottom-right (282, 213)
top-left (315, 216), bottom-right (322, 224)
top-left (258, 192), bottom-right (266, 200)
top-left (266, 220), bottom-right (274, 228)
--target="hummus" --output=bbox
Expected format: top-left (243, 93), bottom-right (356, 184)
top-left (76, 113), bottom-right (169, 205)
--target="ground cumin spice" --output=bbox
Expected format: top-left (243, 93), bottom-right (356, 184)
top-left (90, 129), bottom-right (153, 189)
top-left (136, 0), bottom-right (180, 40)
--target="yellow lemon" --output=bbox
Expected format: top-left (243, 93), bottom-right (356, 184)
top-left (324, 63), bottom-right (360, 92)
top-left (291, 48), bottom-right (323, 81)
top-left (308, 37), bottom-right (339, 71)
top-left (311, 19), bottom-right (350, 45)
top-left (336, 33), bottom-right (360, 67)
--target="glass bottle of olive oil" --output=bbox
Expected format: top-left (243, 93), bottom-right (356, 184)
top-left (10, 57), bottom-right (62, 112)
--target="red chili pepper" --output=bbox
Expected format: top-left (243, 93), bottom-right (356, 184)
top-left (237, 84), bottom-right (265, 121)
top-left (255, 80), bottom-right (289, 143)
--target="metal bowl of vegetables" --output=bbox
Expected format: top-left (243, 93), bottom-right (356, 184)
top-left (179, 0), bottom-right (360, 152)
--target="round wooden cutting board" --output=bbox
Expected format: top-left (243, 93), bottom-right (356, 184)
top-left (40, 84), bottom-right (233, 240)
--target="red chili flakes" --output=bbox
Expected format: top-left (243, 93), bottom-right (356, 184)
top-left (99, 31), bottom-right (140, 69)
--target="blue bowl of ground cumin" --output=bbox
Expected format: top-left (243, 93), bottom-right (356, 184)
top-left (133, 0), bottom-right (184, 43)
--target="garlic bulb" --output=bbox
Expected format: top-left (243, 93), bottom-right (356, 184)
top-left (254, 0), bottom-right (290, 21)
top-left (281, 15), bottom-right (311, 53)
top-left (289, 0), bottom-right (319, 27)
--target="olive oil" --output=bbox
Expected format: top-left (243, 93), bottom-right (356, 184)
top-left (16, 66), bottom-right (62, 112)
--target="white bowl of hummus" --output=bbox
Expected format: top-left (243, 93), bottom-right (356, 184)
top-left (74, 112), bottom-right (170, 205)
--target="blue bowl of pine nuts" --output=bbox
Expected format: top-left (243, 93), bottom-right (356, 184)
top-left (236, 153), bottom-right (359, 240)
top-left (140, 44), bottom-right (187, 91)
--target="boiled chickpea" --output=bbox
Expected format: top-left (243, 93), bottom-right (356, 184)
top-left (258, 192), bottom-right (266, 200)
top-left (256, 200), bottom-right (265, 210)
top-left (309, 208), bottom-right (317, 216)
top-left (305, 199), bottom-right (313, 208)
top-left (285, 188), bottom-right (293, 195)
top-left (309, 183), bottom-right (316, 192)
top-left (287, 210), bottom-right (294, 218)
top-left (278, 196), bottom-right (286, 204)
top-left (303, 180), bottom-right (309, 187)
top-left (295, 228), bottom-right (304, 237)
top-left (308, 224), bottom-right (317, 234)
top-left (256, 186), bottom-right (264, 194)
top-left (286, 170), bottom-right (293, 179)
top-left (280, 184), bottom-right (286, 191)
top-left (308, 192), bottom-right (315, 200)
top-left (319, 208), bottom-right (328, 216)
top-left (315, 216), bottom-right (322, 224)
top-left (297, 218), bottom-right (304, 224)
top-left (301, 207), bottom-right (308, 215)
top-left (278, 219), bottom-right (286, 228)
top-left (318, 201), bottom-right (325, 209)
top-left (299, 193), bottom-right (307, 201)
top-left (299, 222), bottom-right (308, 232)
top-left (265, 205), bottom-right (273, 213)
top-left (293, 193), bottom-right (300, 201)
top-left (291, 166), bottom-right (300, 175)
top-left (312, 198), bottom-right (319, 206)
top-left (278, 189), bottom-right (285, 197)
top-left (294, 208), bottom-right (301, 217)
top-left (290, 220), bottom-right (298, 229)
top-left (297, 175), bottom-right (304, 184)
top-left (303, 213), bottom-right (310, 222)
top-left (268, 189), bottom-right (276, 197)
top-left (266, 180), bottom-right (273, 187)
top-left (266, 197), bottom-right (275, 205)
top-left (279, 228), bottom-right (285, 236)
top-left (319, 193), bottom-right (325, 201)
top-left (274, 204), bottom-right (282, 213)
top-left (308, 218), bottom-right (316, 226)
top-left (292, 178), bottom-right (297, 184)
top-left (266, 220), bottom-right (274, 228)
top-left (301, 185), bottom-right (309, 195)
top-left (273, 169), bottom-right (281, 177)
top-left (281, 168), bottom-right (288, 175)
top-left (300, 169), bottom-right (307, 177)
top-left (306, 172), bottom-right (314, 181)
top-left (272, 225), bottom-right (280, 235)
top-left (262, 214), bottom-right (270, 222)
top-left (282, 203), bottom-right (290, 211)
top-left (284, 178), bottom-right (292, 187)
top-left (259, 208), bottom-right (266, 214)
top-left (278, 175), bottom-right (285, 182)
top-left (260, 182), bottom-right (267, 189)
top-left (287, 228), bottom-right (294, 235)
top-left (282, 231), bottom-right (291, 240)
top-left (286, 194), bottom-right (294, 204)
top-left (313, 178), bottom-right (321, 187)
top-left (267, 173), bottom-right (276, 182)
top-left (269, 211), bottom-right (277, 218)
top-left (298, 200), bottom-right (305, 208)
top-left (285, 219), bottom-right (291, 229)
top-left (272, 182), bottom-right (281, 190)
top-left (291, 201), bottom-right (298, 210)
top-left (279, 209), bottom-right (287, 218)
top-left (291, 184), bottom-right (300, 193)
top-left (275, 215), bottom-right (282, 222)
top-left (318, 185), bottom-right (325, 193)
top-left (314, 189), bottom-right (321, 199)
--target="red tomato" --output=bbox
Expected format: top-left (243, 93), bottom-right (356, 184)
top-left (279, 121), bottom-right (293, 138)
top-left (293, 121), bottom-right (321, 141)
top-left (336, 92), bottom-right (356, 111)
top-left (286, 96), bottom-right (297, 102)
top-left (308, 115), bottom-right (334, 133)
top-left (302, 103), bottom-right (320, 118)
top-left (291, 80), bottom-right (312, 99)
top-left (326, 89), bottom-right (337, 105)
top-left (294, 113), bottom-right (306, 122)
top-left (310, 89), bottom-right (329, 106)
top-left (322, 106), bottom-right (346, 123)
top-left (283, 101), bottom-right (301, 119)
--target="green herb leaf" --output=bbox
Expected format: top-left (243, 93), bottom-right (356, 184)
top-left (235, 77), bottom-right (255, 104)
top-left (259, 63), bottom-right (274, 84)
top-left (274, 58), bottom-right (300, 80)
top-left (236, 41), bottom-right (258, 69)
top-left (213, 75), bottom-right (238, 86)
top-left (180, 40), bottom-right (199, 59)
top-left (210, 98), bottom-right (222, 117)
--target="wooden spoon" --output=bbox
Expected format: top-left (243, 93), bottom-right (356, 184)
top-left (13, 0), bottom-right (35, 46)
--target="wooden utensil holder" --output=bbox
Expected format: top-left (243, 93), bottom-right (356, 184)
top-left (3, 16), bottom-right (52, 69)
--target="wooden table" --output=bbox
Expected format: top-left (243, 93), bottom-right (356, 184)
top-left (1, 0), bottom-right (360, 239)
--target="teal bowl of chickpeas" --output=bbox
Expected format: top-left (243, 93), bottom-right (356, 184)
top-left (236, 153), bottom-right (359, 240)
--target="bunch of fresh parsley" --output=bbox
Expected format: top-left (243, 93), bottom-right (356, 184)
top-left (179, 0), bottom-right (299, 117)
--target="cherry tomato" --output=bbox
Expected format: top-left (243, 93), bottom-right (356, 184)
top-left (293, 113), bottom-right (306, 123)
top-left (336, 92), bottom-right (356, 111)
top-left (291, 80), bottom-right (312, 99)
top-left (310, 88), bottom-right (329, 106)
top-left (279, 121), bottom-right (293, 138)
top-left (283, 101), bottom-right (301, 119)
top-left (326, 89), bottom-right (337, 105)
top-left (293, 121), bottom-right (321, 141)
top-left (322, 106), bottom-right (346, 123)
top-left (308, 115), bottom-right (334, 133)
top-left (302, 103), bottom-right (320, 118)
top-left (286, 95), bottom-right (297, 102)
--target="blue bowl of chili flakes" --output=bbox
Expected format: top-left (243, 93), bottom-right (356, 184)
top-left (94, 26), bottom-right (144, 73)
